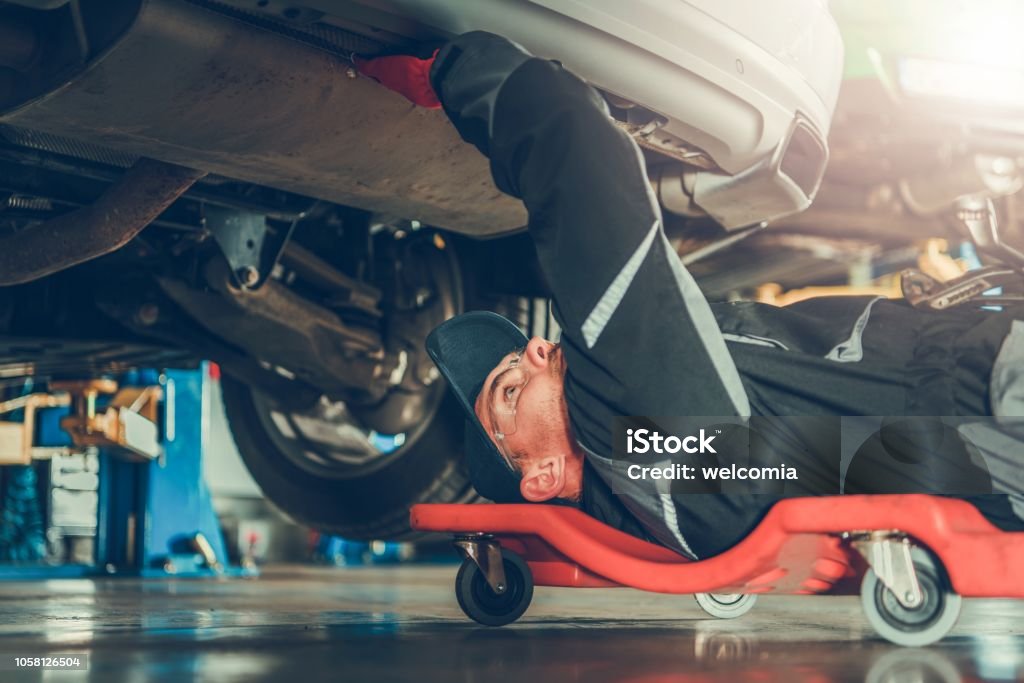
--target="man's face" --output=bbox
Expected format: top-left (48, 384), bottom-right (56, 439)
top-left (474, 336), bottom-right (567, 467)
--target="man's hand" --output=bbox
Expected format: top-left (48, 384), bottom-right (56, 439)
top-left (354, 51), bottom-right (441, 109)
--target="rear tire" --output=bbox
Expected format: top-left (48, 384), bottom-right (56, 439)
top-left (222, 377), bottom-right (480, 540)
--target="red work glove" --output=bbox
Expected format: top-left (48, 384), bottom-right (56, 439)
top-left (354, 50), bottom-right (442, 109)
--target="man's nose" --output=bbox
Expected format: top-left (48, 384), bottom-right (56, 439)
top-left (524, 336), bottom-right (554, 367)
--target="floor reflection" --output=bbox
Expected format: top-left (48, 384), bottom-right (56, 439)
top-left (10, 623), bottom-right (1009, 683)
top-left (0, 566), bottom-right (1018, 683)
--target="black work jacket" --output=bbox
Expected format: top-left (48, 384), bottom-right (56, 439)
top-left (432, 32), bottom-right (1021, 558)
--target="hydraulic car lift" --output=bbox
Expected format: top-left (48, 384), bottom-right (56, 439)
top-left (0, 366), bottom-right (250, 579)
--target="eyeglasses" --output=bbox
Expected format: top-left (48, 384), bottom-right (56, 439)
top-left (492, 349), bottom-right (530, 448)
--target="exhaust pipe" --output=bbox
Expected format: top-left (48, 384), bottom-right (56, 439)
top-left (0, 158), bottom-right (205, 286)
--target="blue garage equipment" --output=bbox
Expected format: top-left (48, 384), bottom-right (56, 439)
top-left (0, 366), bottom-right (252, 579)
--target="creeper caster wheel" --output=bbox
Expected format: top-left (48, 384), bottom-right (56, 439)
top-left (455, 548), bottom-right (533, 626)
top-left (694, 592), bottom-right (758, 619)
top-left (860, 547), bottom-right (962, 646)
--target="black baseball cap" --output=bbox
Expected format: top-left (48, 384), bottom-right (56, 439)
top-left (425, 311), bottom-right (528, 503)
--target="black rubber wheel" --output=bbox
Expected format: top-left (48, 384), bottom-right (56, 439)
top-left (455, 549), bottom-right (534, 626)
top-left (860, 547), bottom-right (962, 647)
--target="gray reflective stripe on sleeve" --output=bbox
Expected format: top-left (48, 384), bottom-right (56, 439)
top-left (658, 494), bottom-right (697, 559)
top-left (825, 296), bottom-right (884, 363)
top-left (722, 332), bottom-right (790, 350)
top-left (581, 219), bottom-right (660, 348)
top-left (627, 133), bottom-right (749, 416)
top-left (660, 232), bottom-right (751, 416)
top-left (582, 444), bottom-right (698, 559)
top-left (991, 320), bottom-right (1024, 418)
top-left (957, 420), bottom-right (1024, 521)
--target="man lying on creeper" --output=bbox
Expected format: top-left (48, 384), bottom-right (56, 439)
top-left (358, 32), bottom-right (1024, 560)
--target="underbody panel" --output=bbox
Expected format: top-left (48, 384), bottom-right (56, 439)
top-left (0, 0), bottom-right (527, 235)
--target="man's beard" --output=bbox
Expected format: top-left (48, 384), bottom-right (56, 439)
top-left (535, 388), bottom-right (570, 441)
top-left (538, 342), bottom-right (571, 436)
top-left (549, 342), bottom-right (565, 378)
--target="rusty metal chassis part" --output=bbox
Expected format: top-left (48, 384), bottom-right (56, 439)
top-left (0, 157), bottom-right (205, 286)
top-left (93, 279), bottom-right (325, 408)
top-left (111, 226), bottom-right (451, 410)
top-left (156, 257), bottom-right (394, 400)
top-left (204, 205), bottom-right (297, 290)
top-left (0, 139), bottom-right (405, 404)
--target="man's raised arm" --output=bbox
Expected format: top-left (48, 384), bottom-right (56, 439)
top-left (430, 32), bottom-right (749, 446)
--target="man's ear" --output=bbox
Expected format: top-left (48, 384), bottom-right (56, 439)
top-left (519, 455), bottom-right (565, 502)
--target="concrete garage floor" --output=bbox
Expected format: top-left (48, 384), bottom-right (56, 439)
top-left (0, 565), bottom-right (1021, 682)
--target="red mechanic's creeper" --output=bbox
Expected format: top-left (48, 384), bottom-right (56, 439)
top-left (353, 50), bottom-right (441, 109)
